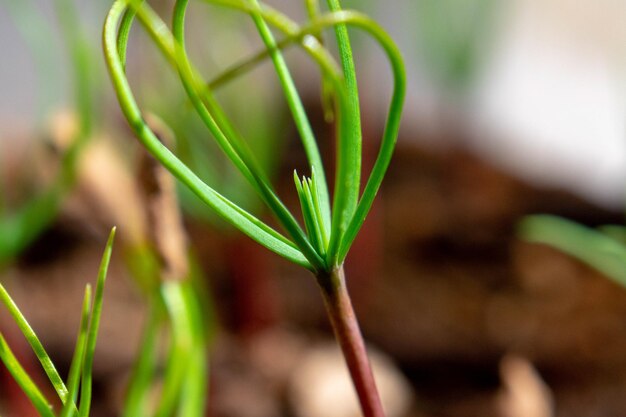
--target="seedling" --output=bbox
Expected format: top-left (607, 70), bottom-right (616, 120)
top-left (104, 0), bottom-right (405, 415)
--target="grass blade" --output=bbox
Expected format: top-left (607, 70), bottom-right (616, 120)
top-left (0, 333), bottom-right (55, 417)
top-left (154, 281), bottom-right (193, 417)
top-left (325, 0), bottom-right (361, 259)
top-left (78, 227), bottom-right (116, 417)
top-left (60, 286), bottom-right (92, 417)
top-left (178, 340), bottom-right (206, 417)
top-left (326, 0), bottom-right (361, 133)
top-left (0, 282), bottom-right (69, 405)
top-left (177, 281), bottom-right (208, 417)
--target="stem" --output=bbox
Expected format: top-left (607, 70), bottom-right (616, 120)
top-left (317, 266), bottom-right (385, 417)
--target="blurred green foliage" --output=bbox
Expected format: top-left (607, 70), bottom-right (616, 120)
top-left (520, 215), bottom-right (626, 289)
top-left (416, 0), bottom-right (496, 93)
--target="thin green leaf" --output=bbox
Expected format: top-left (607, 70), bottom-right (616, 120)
top-left (320, 68), bottom-right (336, 123)
top-left (178, 340), bottom-right (207, 417)
top-left (177, 281), bottom-right (208, 417)
top-left (0, 333), bottom-right (55, 417)
top-left (310, 168), bottom-right (329, 249)
top-left (328, 14), bottom-right (406, 263)
top-left (304, 176), bottom-right (326, 255)
top-left (78, 227), bottom-right (116, 417)
top-left (520, 215), bottom-right (626, 288)
top-left (60, 286), bottom-right (92, 417)
top-left (305, 178), bottom-right (325, 248)
top-left (117, 7), bottom-right (137, 68)
top-left (305, 0), bottom-right (320, 18)
top-left (0, 282), bottom-right (70, 404)
top-left (325, 0), bottom-right (361, 263)
top-left (154, 281), bottom-right (193, 417)
top-left (326, 0), bottom-right (361, 128)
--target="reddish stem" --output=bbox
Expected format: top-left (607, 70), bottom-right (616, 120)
top-left (317, 266), bottom-right (385, 417)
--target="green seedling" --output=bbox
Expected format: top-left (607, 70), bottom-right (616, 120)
top-left (104, 0), bottom-right (405, 415)
top-left (0, 228), bottom-right (116, 417)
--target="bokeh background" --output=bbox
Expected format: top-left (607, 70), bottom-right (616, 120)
top-left (1, 1), bottom-right (626, 416)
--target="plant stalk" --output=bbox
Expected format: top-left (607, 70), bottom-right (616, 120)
top-left (317, 266), bottom-right (385, 417)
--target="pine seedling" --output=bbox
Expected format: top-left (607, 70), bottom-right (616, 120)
top-left (103, 1), bottom-right (406, 415)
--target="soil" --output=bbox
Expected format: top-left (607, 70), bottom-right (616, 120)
top-left (2, 136), bottom-right (626, 417)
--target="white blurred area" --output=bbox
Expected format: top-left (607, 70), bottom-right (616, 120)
top-left (471, 0), bottom-right (626, 207)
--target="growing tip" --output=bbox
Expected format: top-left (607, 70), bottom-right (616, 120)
top-left (293, 170), bottom-right (304, 190)
top-left (108, 227), bottom-right (117, 242)
top-left (103, 227), bottom-right (117, 258)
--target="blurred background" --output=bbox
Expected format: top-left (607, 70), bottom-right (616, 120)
top-left (1, 0), bottom-right (626, 416)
